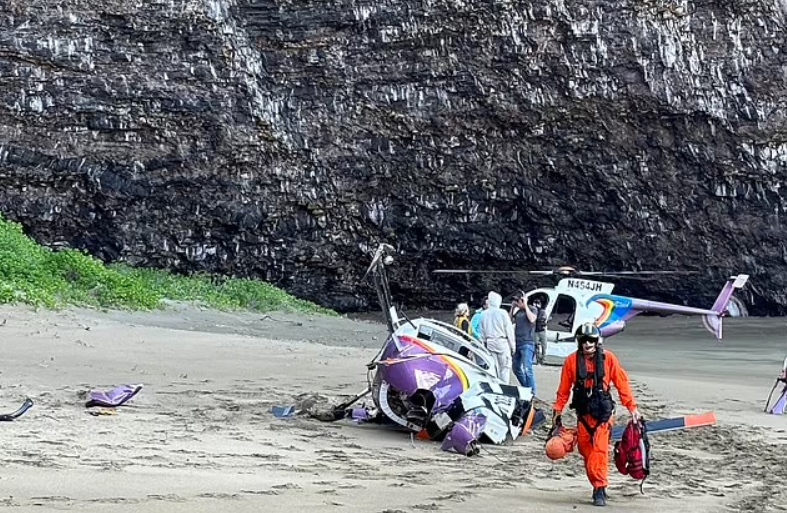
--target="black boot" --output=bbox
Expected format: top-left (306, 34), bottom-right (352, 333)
top-left (592, 487), bottom-right (607, 507)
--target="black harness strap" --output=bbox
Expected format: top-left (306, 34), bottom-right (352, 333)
top-left (573, 349), bottom-right (610, 441)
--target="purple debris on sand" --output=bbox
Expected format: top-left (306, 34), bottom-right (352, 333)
top-left (351, 407), bottom-right (371, 423)
top-left (770, 390), bottom-right (787, 415)
top-left (86, 384), bottom-right (143, 408)
top-left (441, 411), bottom-right (487, 455)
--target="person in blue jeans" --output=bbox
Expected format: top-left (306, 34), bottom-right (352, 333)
top-left (510, 293), bottom-right (538, 395)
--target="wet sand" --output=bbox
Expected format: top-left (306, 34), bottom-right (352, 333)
top-left (0, 303), bottom-right (784, 512)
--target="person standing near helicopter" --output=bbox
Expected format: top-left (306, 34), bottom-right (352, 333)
top-left (479, 291), bottom-right (516, 383)
top-left (510, 292), bottom-right (538, 395)
top-left (551, 322), bottom-right (641, 507)
top-left (453, 303), bottom-right (473, 337)
top-left (470, 298), bottom-right (488, 341)
top-left (534, 297), bottom-right (548, 365)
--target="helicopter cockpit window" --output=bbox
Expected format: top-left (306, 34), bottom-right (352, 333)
top-left (427, 330), bottom-right (460, 353)
top-left (418, 325), bottom-right (434, 341)
top-left (417, 325), bottom-right (488, 369)
top-left (549, 294), bottom-right (576, 332)
top-left (454, 343), bottom-right (488, 368)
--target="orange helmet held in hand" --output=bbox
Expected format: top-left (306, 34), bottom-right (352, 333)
top-left (545, 426), bottom-right (578, 460)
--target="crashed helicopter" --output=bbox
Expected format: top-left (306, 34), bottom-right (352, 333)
top-left (433, 266), bottom-right (750, 364)
top-left (350, 244), bottom-right (542, 456)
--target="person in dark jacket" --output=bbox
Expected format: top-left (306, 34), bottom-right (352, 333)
top-left (534, 298), bottom-right (548, 364)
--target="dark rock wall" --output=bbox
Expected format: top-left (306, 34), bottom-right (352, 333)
top-left (0, 0), bottom-right (784, 313)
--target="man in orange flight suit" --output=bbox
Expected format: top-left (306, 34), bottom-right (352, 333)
top-left (552, 322), bottom-right (641, 507)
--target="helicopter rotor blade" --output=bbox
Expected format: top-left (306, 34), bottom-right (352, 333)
top-left (580, 274), bottom-right (671, 282)
top-left (579, 271), bottom-right (700, 276)
top-left (432, 268), bottom-right (700, 279)
top-left (432, 269), bottom-right (556, 275)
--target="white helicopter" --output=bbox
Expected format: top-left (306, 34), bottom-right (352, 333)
top-left (434, 266), bottom-right (750, 365)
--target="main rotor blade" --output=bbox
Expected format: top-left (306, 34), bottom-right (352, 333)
top-left (432, 269), bottom-right (555, 275)
top-left (432, 268), bottom-right (699, 278)
top-left (580, 271), bottom-right (700, 276)
top-left (579, 275), bottom-right (664, 281)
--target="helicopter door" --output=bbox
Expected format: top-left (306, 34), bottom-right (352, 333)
top-left (547, 293), bottom-right (577, 341)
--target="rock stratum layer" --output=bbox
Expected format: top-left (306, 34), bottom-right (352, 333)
top-left (0, 0), bottom-right (785, 314)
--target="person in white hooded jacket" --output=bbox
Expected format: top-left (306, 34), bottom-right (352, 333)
top-left (478, 291), bottom-right (516, 383)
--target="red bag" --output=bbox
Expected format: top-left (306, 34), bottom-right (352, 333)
top-left (613, 419), bottom-right (650, 491)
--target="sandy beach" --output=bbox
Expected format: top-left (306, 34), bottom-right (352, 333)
top-left (0, 303), bottom-right (784, 512)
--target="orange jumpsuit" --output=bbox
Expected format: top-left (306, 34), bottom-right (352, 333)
top-left (553, 349), bottom-right (637, 489)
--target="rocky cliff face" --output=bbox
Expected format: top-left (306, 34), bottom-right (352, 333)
top-left (0, 0), bottom-right (785, 314)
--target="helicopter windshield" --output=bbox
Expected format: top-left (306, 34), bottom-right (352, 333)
top-left (413, 321), bottom-right (491, 370)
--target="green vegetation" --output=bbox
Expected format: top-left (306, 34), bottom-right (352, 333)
top-left (0, 214), bottom-right (334, 315)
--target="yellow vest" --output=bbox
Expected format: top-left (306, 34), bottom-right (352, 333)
top-left (455, 314), bottom-right (473, 336)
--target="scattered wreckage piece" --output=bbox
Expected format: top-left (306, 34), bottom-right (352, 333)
top-left (765, 356), bottom-right (787, 415)
top-left (85, 384), bottom-right (143, 408)
top-left (610, 411), bottom-right (717, 441)
top-left (0, 397), bottom-right (34, 421)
